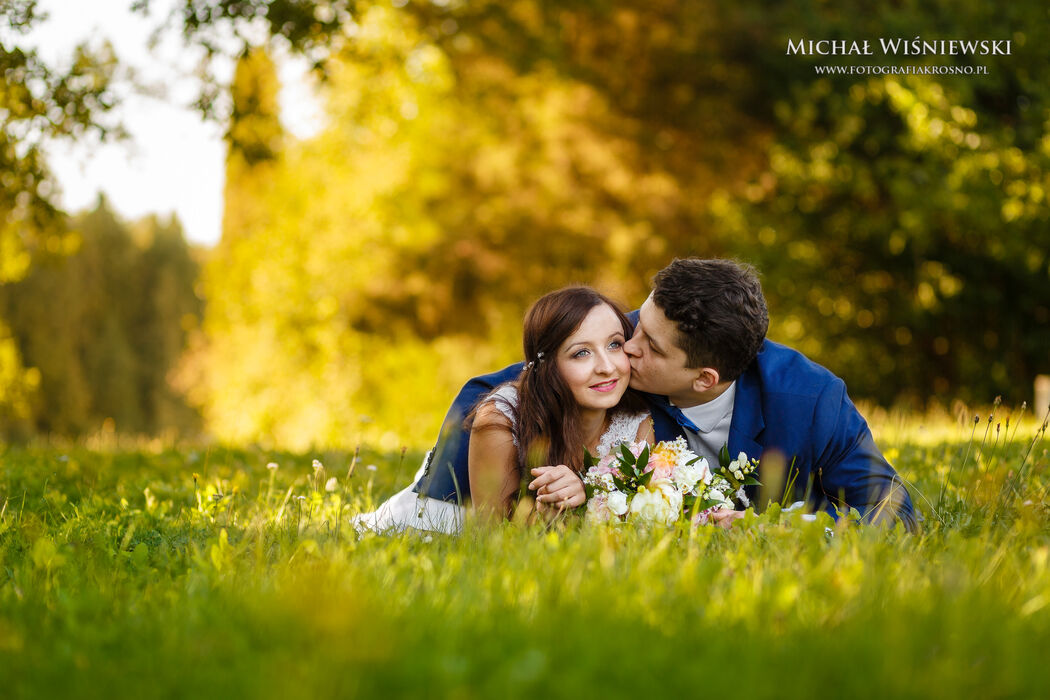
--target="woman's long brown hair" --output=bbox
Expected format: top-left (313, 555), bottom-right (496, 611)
top-left (513, 286), bottom-right (646, 476)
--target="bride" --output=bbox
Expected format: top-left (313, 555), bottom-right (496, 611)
top-left (353, 286), bottom-right (653, 533)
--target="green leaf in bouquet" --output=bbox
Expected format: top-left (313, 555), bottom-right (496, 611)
top-left (638, 470), bottom-right (653, 488)
top-left (584, 484), bottom-right (596, 499)
top-left (619, 443), bottom-right (637, 466)
top-left (743, 476), bottom-right (762, 487)
top-left (718, 444), bottom-right (731, 470)
top-left (619, 460), bottom-right (638, 481)
top-left (584, 447), bottom-right (598, 469)
top-left (612, 475), bottom-right (631, 494)
top-left (636, 444), bottom-right (650, 472)
top-left (695, 498), bottom-right (723, 512)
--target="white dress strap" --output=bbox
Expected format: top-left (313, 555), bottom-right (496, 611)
top-left (481, 384), bottom-right (519, 446)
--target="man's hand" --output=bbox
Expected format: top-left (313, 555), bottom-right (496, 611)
top-left (706, 509), bottom-right (745, 529)
top-left (528, 466), bottom-right (586, 511)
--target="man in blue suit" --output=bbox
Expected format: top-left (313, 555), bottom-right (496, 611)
top-left (413, 258), bottom-right (916, 531)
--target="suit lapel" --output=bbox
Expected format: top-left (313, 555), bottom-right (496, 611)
top-left (728, 365), bottom-right (764, 460)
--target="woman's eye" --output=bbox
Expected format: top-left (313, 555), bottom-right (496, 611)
top-left (573, 349), bottom-right (590, 359)
top-left (609, 341), bottom-right (623, 350)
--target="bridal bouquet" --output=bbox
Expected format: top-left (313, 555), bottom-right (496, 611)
top-left (582, 438), bottom-right (760, 526)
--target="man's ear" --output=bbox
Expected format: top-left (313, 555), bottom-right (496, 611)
top-left (691, 367), bottom-right (721, 393)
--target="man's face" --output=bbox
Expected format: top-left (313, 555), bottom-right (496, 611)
top-left (623, 294), bottom-right (704, 404)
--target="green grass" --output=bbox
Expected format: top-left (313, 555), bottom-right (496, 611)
top-left (1, 413), bottom-right (1049, 699)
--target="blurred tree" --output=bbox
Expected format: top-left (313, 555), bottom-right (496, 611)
top-left (1, 0), bottom-right (121, 432)
top-left (704, 2), bottom-right (1050, 404)
top-left (159, 0), bottom-right (1049, 449)
top-left (0, 198), bottom-right (202, 437)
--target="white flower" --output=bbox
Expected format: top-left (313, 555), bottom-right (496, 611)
top-left (734, 487), bottom-right (750, 508)
top-left (266, 462), bottom-right (279, 471)
top-left (324, 477), bottom-right (339, 492)
top-left (672, 457), bottom-right (710, 493)
top-left (312, 459), bottom-right (323, 471)
top-left (606, 490), bottom-right (629, 517)
top-left (628, 479), bottom-right (683, 526)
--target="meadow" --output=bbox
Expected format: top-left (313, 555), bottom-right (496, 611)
top-left (1, 406), bottom-right (1048, 699)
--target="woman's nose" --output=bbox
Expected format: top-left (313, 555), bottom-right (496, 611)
top-left (595, 351), bottom-right (615, 374)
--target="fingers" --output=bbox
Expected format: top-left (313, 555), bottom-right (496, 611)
top-left (534, 483), bottom-right (583, 503)
top-left (707, 509), bottom-right (744, 529)
top-left (528, 465), bottom-right (571, 491)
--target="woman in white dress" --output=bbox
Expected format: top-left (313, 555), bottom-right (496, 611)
top-left (353, 286), bottom-right (652, 533)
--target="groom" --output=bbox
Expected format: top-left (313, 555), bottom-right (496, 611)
top-left (413, 258), bottom-right (916, 531)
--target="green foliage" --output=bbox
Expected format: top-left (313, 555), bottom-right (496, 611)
top-left (0, 1), bottom-right (121, 283)
top-left (0, 1), bottom-right (124, 431)
top-left (0, 416), bottom-right (1048, 697)
top-left (0, 199), bottom-right (202, 437)
top-left (155, 1), bottom-right (1049, 449)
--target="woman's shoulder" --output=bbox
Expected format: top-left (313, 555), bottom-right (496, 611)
top-left (473, 383), bottom-right (518, 431)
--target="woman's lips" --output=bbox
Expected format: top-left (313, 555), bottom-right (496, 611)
top-left (590, 379), bottom-right (619, 393)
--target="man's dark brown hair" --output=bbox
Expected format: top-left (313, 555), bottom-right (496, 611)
top-left (652, 258), bottom-right (769, 382)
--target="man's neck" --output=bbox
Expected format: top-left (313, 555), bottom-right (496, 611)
top-left (669, 380), bottom-right (733, 409)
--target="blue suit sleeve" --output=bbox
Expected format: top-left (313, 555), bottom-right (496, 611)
top-left (810, 379), bottom-right (917, 531)
top-left (412, 363), bottom-right (524, 502)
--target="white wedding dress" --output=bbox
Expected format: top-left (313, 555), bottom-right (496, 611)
top-left (351, 384), bottom-right (650, 535)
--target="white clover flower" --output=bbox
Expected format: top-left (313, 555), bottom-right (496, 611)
top-left (606, 490), bottom-right (629, 517)
top-left (628, 480), bottom-right (682, 526)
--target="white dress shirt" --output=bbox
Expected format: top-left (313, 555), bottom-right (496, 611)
top-left (675, 381), bottom-right (737, 468)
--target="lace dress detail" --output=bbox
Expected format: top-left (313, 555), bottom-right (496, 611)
top-left (480, 383), bottom-right (649, 457)
top-left (595, 411), bottom-right (651, 458)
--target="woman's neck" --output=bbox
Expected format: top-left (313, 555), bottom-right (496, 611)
top-left (579, 408), bottom-right (608, 451)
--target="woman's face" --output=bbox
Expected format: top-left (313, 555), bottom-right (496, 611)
top-left (555, 303), bottom-right (631, 413)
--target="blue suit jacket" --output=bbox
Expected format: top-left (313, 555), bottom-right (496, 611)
top-left (414, 329), bottom-right (916, 531)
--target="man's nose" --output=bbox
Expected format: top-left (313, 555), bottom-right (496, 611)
top-left (623, 336), bottom-right (640, 357)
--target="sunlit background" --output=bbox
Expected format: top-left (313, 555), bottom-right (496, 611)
top-left (2, 0), bottom-right (1048, 450)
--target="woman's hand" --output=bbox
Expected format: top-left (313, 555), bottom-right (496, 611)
top-left (528, 466), bottom-right (586, 511)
